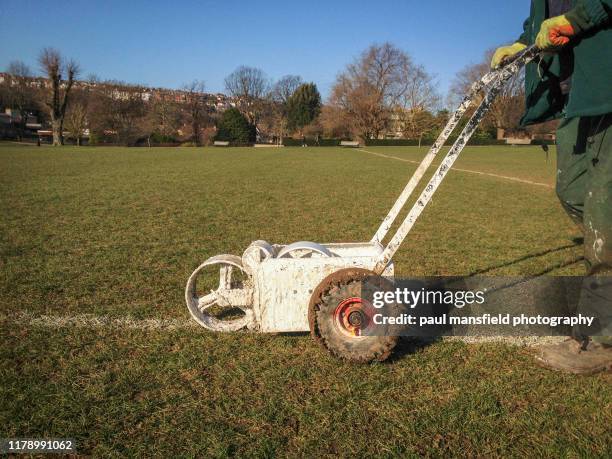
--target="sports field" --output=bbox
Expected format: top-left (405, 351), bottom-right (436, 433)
top-left (1, 143), bottom-right (610, 456)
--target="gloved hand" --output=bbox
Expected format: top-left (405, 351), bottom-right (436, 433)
top-left (536, 15), bottom-right (576, 50)
top-left (490, 42), bottom-right (527, 69)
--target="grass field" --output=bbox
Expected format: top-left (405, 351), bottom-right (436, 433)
top-left (1, 143), bottom-right (610, 457)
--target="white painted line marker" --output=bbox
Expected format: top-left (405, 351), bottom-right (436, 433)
top-left (358, 148), bottom-right (554, 189)
top-left (5, 311), bottom-right (198, 330)
top-left (4, 311), bottom-right (566, 346)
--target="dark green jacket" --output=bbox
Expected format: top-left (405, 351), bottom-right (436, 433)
top-left (518, 0), bottom-right (612, 126)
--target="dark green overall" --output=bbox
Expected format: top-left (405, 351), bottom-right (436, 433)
top-left (518, 0), bottom-right (612, 342)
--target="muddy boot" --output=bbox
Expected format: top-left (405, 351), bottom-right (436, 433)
top-left (533, 338), bottom-right (612, 375)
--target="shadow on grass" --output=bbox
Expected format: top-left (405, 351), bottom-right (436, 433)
top-left (390, 242), bottom-right (585, 362)
top-left (466, 240), bottom-right (583, 277)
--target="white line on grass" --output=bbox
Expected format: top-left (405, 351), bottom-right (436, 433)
top-left (6, 311), bottom-right (198, 330)
top-left (358, 148), bottom-right (554, 189)
top-left (3, 311), bottom-right (566, 346)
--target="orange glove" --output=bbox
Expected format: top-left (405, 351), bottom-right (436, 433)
top-left (536, 15), bottom-right (576, 50)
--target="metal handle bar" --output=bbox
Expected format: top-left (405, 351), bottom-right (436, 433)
top-left (373, 45), bottom-right (539, 274)
top-left (371, 45), bottom-right (539, 244)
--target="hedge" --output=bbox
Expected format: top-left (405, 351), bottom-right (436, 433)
top-left (531, 139), bottom-right (555, 146)
top-left (364, 139), bottom-right (423, 146)
top-left (282, 137), bottom-right (342, 147)
top-left (365, 138), bottom-right (508, 147)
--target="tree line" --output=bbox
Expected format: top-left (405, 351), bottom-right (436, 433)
top-left (0, 43), bottom-right (538, 146)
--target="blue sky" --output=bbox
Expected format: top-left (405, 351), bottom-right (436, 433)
top-left (0, 0), bottom-right (529, 99)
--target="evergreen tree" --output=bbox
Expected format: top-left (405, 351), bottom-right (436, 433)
top-left (216, 108), bottom-right (256, 143)
top-left (287, 83), bottom-right (322, 133)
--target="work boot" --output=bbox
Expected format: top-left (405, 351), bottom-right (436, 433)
top-left (533, 338), bottom-right (612, 375)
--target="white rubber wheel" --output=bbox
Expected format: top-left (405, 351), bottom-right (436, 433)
top-left (277, 241), bottom-right (333, 259)
top-left (185, 255), bottom-right (254, 331)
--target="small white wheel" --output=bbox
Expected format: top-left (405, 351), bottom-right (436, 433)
top-left (242, 240), bottom-right (276, 274)
top-left (185, 255), bottom-right (254, 331)
top-left (277, 241), bottom-right (333, 259)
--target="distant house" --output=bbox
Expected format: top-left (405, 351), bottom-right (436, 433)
top-left (497, 127), bottom-right (555, 145)
top-left (0, 108), bottom-right (43, 138)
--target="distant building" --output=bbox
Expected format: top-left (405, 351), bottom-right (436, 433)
top-left (0, 72), bottom-right (238, 111)
top-left (497, 127), bottom-right (556, 145)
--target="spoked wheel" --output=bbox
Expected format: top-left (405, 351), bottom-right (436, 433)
top-left (185, 255), bottom-right (254, 331)
top-left (276, 241), bottom-right (333, 259)
top-left (308, 268), bottom-right (398, 363)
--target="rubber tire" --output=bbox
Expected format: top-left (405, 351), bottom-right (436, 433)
top-left (308, 268), bottom-right (398, 363)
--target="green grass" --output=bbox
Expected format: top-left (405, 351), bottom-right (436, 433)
top-left (1, 143), bottom-right (610, 457)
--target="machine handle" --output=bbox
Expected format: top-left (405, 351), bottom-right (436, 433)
top-left (371, 44), bottom-right (540, 245)
top-left (498, 44), bottom-right (539, 69)
top-left (373, 46), bottom-right (540, 274)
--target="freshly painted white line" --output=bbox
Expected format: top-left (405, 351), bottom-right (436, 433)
top-left (5, 311), bottom-right (198, 330)
top-left (3, 311), bottom-right (566, 346)
top-left (358, 148), bottom-right (554, 189)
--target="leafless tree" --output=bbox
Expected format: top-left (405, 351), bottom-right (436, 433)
top-left (65, 101), bottom-right (87, 146)
top-left (330, 42), bottom-right (439, 140)
top-left (85, 87), bottom-right (111, 143)
top-left (110, 92), bottom-right (147, 146)
top-left (398, 64), bottom-right (440, 142)
top-left (7, 61), bottom-right (31, 78)
top-left (225, 66), bottom-right (268, 100)
top-left (89, 83), bottom-right (147, 146)
top-left (148, 98), bottom-right (181, 139)
top-left (256, 99), bottom-right (283, 143)
top-left (399, 109), bottom-right (433, 144)
top-left (258, 75), bottom-right (303, 142)
top-left (182, 80), bottom-right (208, 146)
top-left (318, 104), bottom-right (353, 139)
top-left (38, 48), bottom-right (80, 145)
top-left (271, 75), bottom-right (302, 104)
top-left (331, 75), bottom-right (388, 139)
top-left (224, 66), bottom-right (270, 126)
top-left (86, 73), bottom-right (101, 84)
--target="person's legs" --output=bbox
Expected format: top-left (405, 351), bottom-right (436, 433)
top-left (534, 114), bottom-right (612, 374)
top-left (555, 117), bottom-right (588, 230)
top-left (577, 113), bottom-right (612, 344)
top-left (552, 114), bottom-right (612, 337)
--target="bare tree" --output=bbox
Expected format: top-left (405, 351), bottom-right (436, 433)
top-left (319, 104), bottom-right (353, 139)
top-left (148, 98), bottom-right (181, 139)
top-left (182, 80), bottom-right (208, 146)
top-left (261, 75), bottom-right (303, 142)
top-left (7, 61), bottom-right (31, 78)
top-left (110, 91), bottom-right (147, 146)
top-left (330, 42), bottom-right (438, 140)
top-left (38, 48), bottom-right (80, 145)
top-left (85, 87), bottom-right (112, 144)
top-left (271, 75), bottom-right (302, 104)
top-left (89, 83), bottom-right (147, 146)
top-left (398, 64), bottom-right (440, 142)
top-left (65, 101), bottom-right (87, 146)
top-left (4, 61), bottom-right (37, 140)
top-left (400, 109), bottom-right (435, 144)
top-left (257, 99), bottom-right (285, 143)
top-left (224, 66), bottom-right (269, 126)
top-left (82, 81), bottom-right (156, 145)
top-left (331, 74), bottom-right (387, 140)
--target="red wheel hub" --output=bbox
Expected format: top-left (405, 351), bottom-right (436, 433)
top-left (333, 297), bottom-right (373, 337)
